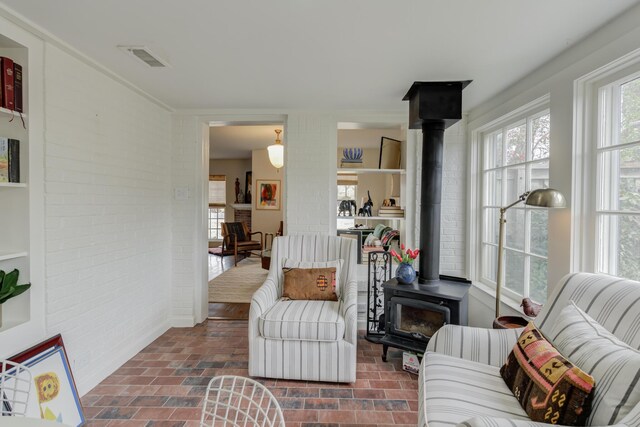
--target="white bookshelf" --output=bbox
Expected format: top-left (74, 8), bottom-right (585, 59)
top-left (0, 20), bottom-right (45, 354)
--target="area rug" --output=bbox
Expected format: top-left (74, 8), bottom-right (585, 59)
top-left (208, 257), bottom-right (267, 303)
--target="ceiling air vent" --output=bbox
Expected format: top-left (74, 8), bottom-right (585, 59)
top-left (118, 46), bottom-right (170, 68)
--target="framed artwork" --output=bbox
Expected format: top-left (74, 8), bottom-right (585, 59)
top-left (256, 179), bottom-right (280, 210)
top-left (1, 335), bottom-right (85, 426)
top-left (378, 137), bottom-right (402, 169)
top-left (244, 170), bottom-right (252, 204)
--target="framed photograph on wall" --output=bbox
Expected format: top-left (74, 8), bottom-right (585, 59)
top-left (1, 334), bottom-right (85, 426)
top-left (378, 137), bottom-right (402, 169)
top-left (256, 179), bottom-right (280, 210)
top-left (244, 170), bottom-right (252, 203)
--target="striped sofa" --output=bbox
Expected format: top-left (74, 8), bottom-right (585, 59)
top-left (248, 235), bottom-right (358, 383)
top-left (419, 273), bottom-right (640, 427)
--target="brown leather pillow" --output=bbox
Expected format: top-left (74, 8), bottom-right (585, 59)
top-left (282, 267), bottom-right (338, 301)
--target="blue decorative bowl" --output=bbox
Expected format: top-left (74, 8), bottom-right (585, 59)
top-left (342, 148), bottom-right (363, 160)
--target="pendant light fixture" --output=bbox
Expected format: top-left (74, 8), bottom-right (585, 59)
top-left (268, 129), bottom-right (284, 169)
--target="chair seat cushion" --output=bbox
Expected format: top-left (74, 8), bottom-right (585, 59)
top-left (258, 299), bottom-right (345, 342)
top-left (234, 241), bottom-right (261, 249)
top-left (421, 352), bottom-right (529, 427)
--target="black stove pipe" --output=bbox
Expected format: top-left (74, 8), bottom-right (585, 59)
top-left (418, 121), bottom-right (445, 284)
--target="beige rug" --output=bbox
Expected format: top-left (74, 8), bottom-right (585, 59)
top-left (208, 257), bottom-right (268, 303)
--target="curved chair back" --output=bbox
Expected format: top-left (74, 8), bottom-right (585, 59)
top-left (200, 375), bottom-right (284, 427)
top-left (536, 272), bottom-right (640, 349)
top-left (1, 360), bottom-right (32, 416)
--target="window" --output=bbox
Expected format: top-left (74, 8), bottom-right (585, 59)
top-left (596, 73), bottom-right (640, 280)
top-left (337, 178), bottom-right (357, 229)
top-left (209, 175), bottom-right (226, 240)
top-left (480, 109), bottom-right (551, 303)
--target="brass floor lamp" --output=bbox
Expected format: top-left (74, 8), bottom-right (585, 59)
top-left (495, 188), bottom-right (567, 319)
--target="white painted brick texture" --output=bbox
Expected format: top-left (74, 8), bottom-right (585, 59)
top-left (43, 44), bottom-right (172, 393)
top-left (285, 114), bottom-right (337, 235)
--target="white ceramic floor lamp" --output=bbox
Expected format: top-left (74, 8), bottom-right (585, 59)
top-left (495, 188), bottom-right (567, 318)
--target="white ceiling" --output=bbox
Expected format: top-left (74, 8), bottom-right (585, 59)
top-left (210, 125), bottom-right (283, 159)
top-left (2, 0), bottom-right (638, 112)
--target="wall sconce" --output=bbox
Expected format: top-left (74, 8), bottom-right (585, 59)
top-left (268, 129), bottom-right (284, 169)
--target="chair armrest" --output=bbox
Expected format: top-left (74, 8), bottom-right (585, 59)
top-left (426, 324), bottom-right (523, 367)
top-left (247, 231), bottom-right (263, 244)
top-left (457, 417), bottom-right (627, 427)
top-left (248, 276), bottom-right (279, 339)
top-left (340, 277), bottom-right (358, 345)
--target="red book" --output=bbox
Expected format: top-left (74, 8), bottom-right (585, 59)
top-left (13, 63), bottom-right (22, 113)
top-left (1, 57), bottom-right (14, 110)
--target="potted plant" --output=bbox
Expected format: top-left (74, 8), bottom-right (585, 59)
top-left (0, 269), bottom-right (31, 327)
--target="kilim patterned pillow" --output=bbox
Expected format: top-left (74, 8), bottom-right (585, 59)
top-left (282, 267), bottom-right (338, 301)
top-left (282, 258), bottom-right (343, 296)
top-left (500, 322), bottom-right (595, 426)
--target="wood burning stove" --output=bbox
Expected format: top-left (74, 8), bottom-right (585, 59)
top-left (380, 277), bottom-right (470, 361)
top-left (379, 81), bottom-right (473, 361)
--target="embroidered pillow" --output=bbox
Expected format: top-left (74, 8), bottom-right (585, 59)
top-left (548, 302), bottom-right (640, 425)
top-left (282, 267), bottom-right (338, 301)
top-left (500, 322), bottom-right (595, 426)
top-left (282, 258), bottom-right (342, 297)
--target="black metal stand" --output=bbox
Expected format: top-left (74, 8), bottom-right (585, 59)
top-left (365, 251), bottom-right (392, 343)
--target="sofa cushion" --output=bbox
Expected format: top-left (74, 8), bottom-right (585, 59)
top-left (500, 322), bottom-right (595, 426)
top-left (549, 301), bottom-right (640, 425)
top-left (421, 352), bottom-right (529, 427)
top-left (282, 266), bottom-right (338, 301)
top-left (258, 299), bottom-right (344, 341)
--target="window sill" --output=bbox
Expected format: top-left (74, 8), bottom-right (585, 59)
top-left (470, 281), bottom-right (533, 320)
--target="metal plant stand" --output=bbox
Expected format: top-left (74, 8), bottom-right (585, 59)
top-left (365, 251), bottom-right (392, 343)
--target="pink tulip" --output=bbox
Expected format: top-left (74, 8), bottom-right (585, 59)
top-left (390, 249), bottom-right (398, 258)
top-left (400, 243), bottom-right (405, 250)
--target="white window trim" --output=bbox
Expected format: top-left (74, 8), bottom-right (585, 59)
top-left (572, 47), bottom-right (640, 274)
top-left (468, 94), bottom-right (550, 303)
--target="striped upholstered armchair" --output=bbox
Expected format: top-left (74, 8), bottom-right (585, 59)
top-left (248, 234), bottom-right (358, 383)
top-left (418, 273), bottom-right (640, 427)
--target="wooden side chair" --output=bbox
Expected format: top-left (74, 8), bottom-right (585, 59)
top-left (221, 222), bottom-right (263, 266)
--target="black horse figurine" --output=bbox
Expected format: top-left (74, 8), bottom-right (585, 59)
top-left (338, 200), bottom-right (357, 216)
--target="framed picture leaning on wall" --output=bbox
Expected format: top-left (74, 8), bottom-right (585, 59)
top-left (1, 334), bottom-right (85, 426)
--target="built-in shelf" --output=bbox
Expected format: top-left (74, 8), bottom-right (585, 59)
top-left (338, 216), bottom-right (405, 221)
top-left (337, 168), bottom-right (405, 175)
top-left (230, 203), bottom-right (251, 210)
top-left (0, 251), bottom-right (28, 262)
top-left (0, 182), bottom-right (27, 188)
top-left (0, 107), bottom-right (26, 118)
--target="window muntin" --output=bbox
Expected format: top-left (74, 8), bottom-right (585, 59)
top-left (208, 175), bottom-right (226, 240)
top-left (481, 109), bottom-right (551, 303)
top-left (596, 74), bottom-right (640, 280)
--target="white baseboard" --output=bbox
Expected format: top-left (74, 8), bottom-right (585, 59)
top-left (170, 315), bottom-right (196, 328)
top-left (76, 320), bottom-right (171, 396)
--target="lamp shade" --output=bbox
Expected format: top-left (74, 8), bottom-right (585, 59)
top-left (268, 144), bottom-right (284, 169)
top-left (524, 188), bottom-right (566, 208)
top-left (268, 129), bottom-right (284, 169)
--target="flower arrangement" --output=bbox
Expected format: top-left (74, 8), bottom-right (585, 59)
top-left (390, 244), bottom-right (420, 265)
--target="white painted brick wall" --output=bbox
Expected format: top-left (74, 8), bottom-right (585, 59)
top-left (170, 115), bottom-right (200, 324)
top-left (285, 114), bottom-right (337, 235)
top-left (43, 44), bottom-right (172, 394)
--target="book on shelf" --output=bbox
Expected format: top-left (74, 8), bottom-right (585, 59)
top-left (13, 63), bottom-right (22, 113)
top-left (0, 137), bottom-right (19, 183)
top-left (0, 57), bottom-right (14, 110)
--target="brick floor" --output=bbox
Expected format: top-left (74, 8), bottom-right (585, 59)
top-left (82, 320), bottom-right (418, 427)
